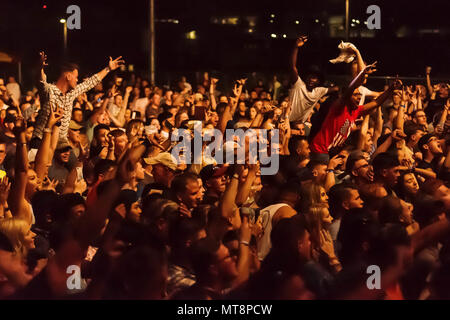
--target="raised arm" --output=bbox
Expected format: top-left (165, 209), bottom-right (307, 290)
top-left (290, 36), bottom-right (308, 85)
top-left (209, 78), bottom-right (218, 111)
top-left (95, 56), bottom-right (125, 82)
top-left (38, 51), bottom-right (48, 84)
top-left (361, 77), bottom-right (402, 114)
top-left (34, 106), bottom-right (63, 181)
top-left (343, 62), bottom-right (378, 100)
top-left (425, 66), bottom-right (433, 96)
top-left (9, 117), bottom-right (32, 224)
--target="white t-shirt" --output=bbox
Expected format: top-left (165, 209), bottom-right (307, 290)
top-left (288, 76), bottom-right (328, 123)
top-left (6, 83), bottom-right (20, 101)
top-left (256, 203), bottom-right (290, 261)
top-left (133, 97), bottom-right (149, 117)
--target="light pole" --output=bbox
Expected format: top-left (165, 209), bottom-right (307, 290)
top-left (150, 0), bottom-right (155, 85)
top-left (345, 0), bottom-right (349, 41)
top-left (60, 19), bottom-right (67, 56)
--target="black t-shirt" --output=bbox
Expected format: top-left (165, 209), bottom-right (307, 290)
top-left (426, 96), bottom-right (446, 122)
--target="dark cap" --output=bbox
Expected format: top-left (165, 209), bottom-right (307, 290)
top-left (200, 164), bottom-right (229, 183)
top-left (418, 133), bottom-right (435, 152)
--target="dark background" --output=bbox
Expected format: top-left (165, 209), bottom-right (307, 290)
top-left (0, 0), bottom-right (449, 89)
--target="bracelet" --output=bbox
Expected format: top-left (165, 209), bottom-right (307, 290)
top-left (43, 128), bottom-right (52, 133)
top-left (326, 169), bottom-right (334, 173)
top-left (105, 66), bottom-right (111, 72)
top-left (240, 241), bottom-right (250, 246)
top-left (232, 173), bottom-right (239, 179)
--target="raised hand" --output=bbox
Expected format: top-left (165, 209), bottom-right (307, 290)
top-left (0, 177), bottom-right (11, 206)
top-left (211, 78), bottom-right (219, 85)
top-left (363, 61), bottom-right (378, 74)
top-left (392, 77), bottom-right (403, 90)
top-left (13, 116), bottom-right (26, 137)
top-left (237, 78), bottom-right (247, 86)
top-left (39, 51), bottom-right (48, 68)
top-left (425, 66), bottom-right (432, 75)
top-left (327, 154), bottom-right (344, 170)
top-left (108, 56), bottom-right (125, 71)
top-left (125, 86), bottom-right (133, 94)
top-left (47, 106), bottom-right (63, 128)
top-left (296, 35), bottom-right (308, 47)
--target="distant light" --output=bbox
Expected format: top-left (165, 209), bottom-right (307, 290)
top-left (270, 33), bottom-right (277, 38)
top-left (315, 19), bottom-right (319, 23)
top-left (352, 19), bottom-right (356, 23)
top-left (186, 30), bottom-right (197, 40)
top-left (351, 23), bottom-right (355, 27)
top-left (364, 21), bottom-right (368, 25)
top-left (295, 20), bottom-right (300, 24)
top-left (270, 14), bottom-right (275, 18)
top-left (248, 28), bottom-right (254, 33)
top-left (356, 20), bottom-right (360, 24)
top-left (43, 5), bottom-right (47, 9)
top-left (270, 20), bottom-right (274, 23)
top-left (174, 19), bottom-right (179, 24)
top-left (282, 34), bottom-right (287, 38)
top-left (60, 19), bottom-right (66, 23)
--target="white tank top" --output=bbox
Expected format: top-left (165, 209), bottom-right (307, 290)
top-left (256, 203), bottom-right (290, 261)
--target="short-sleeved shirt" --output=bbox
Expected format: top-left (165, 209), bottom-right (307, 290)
top-left (288, 76), bottom-right (329, 123)
top-left (310, 100), bottom-right (364, 154)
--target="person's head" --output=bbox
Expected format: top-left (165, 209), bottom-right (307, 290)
top-left (72, 107), bottom-right (84, 123)
top-left (372, 152), bottom-right (401, 188)
top-left (308, 159), bottom-right (328, 185)
top-left (25, 169), bottom-right (39, 199)
top-left (418, 134), bottom-right (443, 157)
top-left (110, 129), bottom-right (129, 156)
top-left (0, 141), bottom-right (6, 165)
top-left (346, 151), bottom-right (373, 183)
top-left (190, 237), bottom-right (239, 285)
top-left (126, 119), bottom-right (144, 140)
top-left (404, 123), bottom-right (425, 146)
top-left (268, 214), bottom-right (311, 267)
top-left (412, 110), bottom-right (427, 127)
top-left (0, 218), bottom-right (36, 258)
top-left (288, 136), bottom-right (310, 160)
top-left (437, 82), bottom-right (449, 98)
top-left (328, 184), bottom-right (364, 219)
top-left (421, 179), bottom-right (450, 210)
top-left (68, 120), bottom-right (82, 143)
top-left (31, 190), bottom-right (58, 230)
top-left (169, 217), bottom-right (206, 258)
top-left (144, 152), bottom-right (178, 187)
top-left (300, 182), bottom-right (328, 212)
top-left (175, 111), bottom-right (189, 128)
top-left (116, 190), bottom-right (142, 223)
top-left (349, 88), bottom-right (363, 109)
top-left (276, 182), bottom-right (302, 210)
top-left (200, 165), bottom-right (229, 196)
top-left (172, 172), bottom-right (202, 209)
top-left (93, 124), bottom-right (110, 147)
top-left (114, 94), bottom-right (123, 107)
top-left (397, 171), bottom-right (419, 199)
top-left (304, 71), bottom-right (323, 92)
top-left (55, 141), bottom-right (72, 164)
top-left (414, 197), bottom-right (446, 229)
top-left (94, 159), bottom-right (116, 183)
top-left (150, 92), bottom-right (161, 106)
top-left (52, 193), bottom-right (86, 223)
top-left (58, 62), bottom-right (80, 89)
top-left (378, 196), bottom-right (414, 227)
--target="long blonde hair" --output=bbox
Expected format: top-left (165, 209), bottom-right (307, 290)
top-left (304, 204), bottom-right (329, 252)
top-left (0, 218), bottom-right (31, 258)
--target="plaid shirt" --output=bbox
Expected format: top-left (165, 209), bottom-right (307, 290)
top-left (167, 264), bottom-right (196, 297)
top-left (33, 74), bottom-right (101, 141)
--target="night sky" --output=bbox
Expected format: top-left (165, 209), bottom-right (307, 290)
top-left (1, 0), bottom-right (449, 89)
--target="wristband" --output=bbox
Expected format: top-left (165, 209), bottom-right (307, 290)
top-left (105, 66), bottom-right (111, 73)
top-left (43, 128), bottom-right (52, 133)
top-left (326, 169), bottom-right (334, 173)
top-left (240, 241), bottom-right (250, 246)
top-left (232, 173), bottom-right (239, 179)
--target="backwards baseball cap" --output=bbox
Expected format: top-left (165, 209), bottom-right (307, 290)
top-left (418, 133), bottom-right (435, 152)
top-left (143, 152), bottom-right (178, 171)
top-left (200, 164), bottom-right (229, 183)
top-left (55, 140), bottom-right (72, 152)
top-left (69, 120), bottom-right (83, 130)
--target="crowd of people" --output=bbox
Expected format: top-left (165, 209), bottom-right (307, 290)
top-left (0, 36), bottom-right (449, 300)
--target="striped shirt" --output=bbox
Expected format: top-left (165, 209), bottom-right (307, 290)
top-left (33, 74), bottom-right (101, 141)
